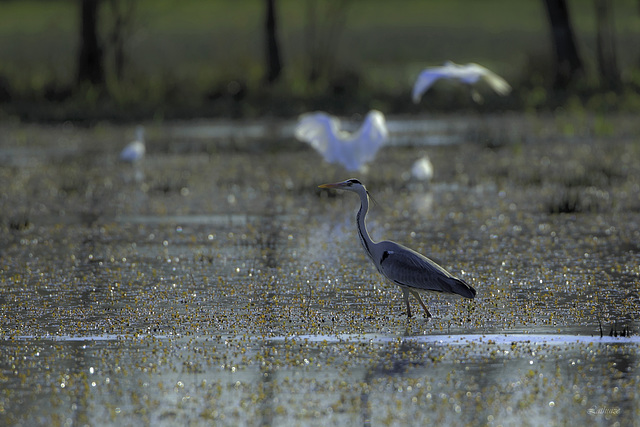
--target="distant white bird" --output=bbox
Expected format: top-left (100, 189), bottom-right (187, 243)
top-left (294, 110), bottom-right (388, 171)
top-left (120, 126), bottom-right (146, 162)
top-left (412, 61), bottom-right (511, 104)
top-left (411, 156), bottom-right (434, 181)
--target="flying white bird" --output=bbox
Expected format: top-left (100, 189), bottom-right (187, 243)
top-left (412, 61), bottom-right (511, 104)
top-left (411, 156), bottom-right (434, 181)
top-left (295, 110), bottom-right (388, 171)
top-left (319, 178), bottom-right (476, 318)
top-left (120, 126), bottom-right (146, 162)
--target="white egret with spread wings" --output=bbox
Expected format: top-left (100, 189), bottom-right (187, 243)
top-left (412, 61), bottom-right (511, 104)
top-left (295, 110), bottom-right (388, 171)
top-left (319, 178), bottom-right (476, 318)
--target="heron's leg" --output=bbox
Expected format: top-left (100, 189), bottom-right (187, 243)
top-left (410, 290), bottom-right (432, 318)
top-left (402, 288), bottom-right (413, 318)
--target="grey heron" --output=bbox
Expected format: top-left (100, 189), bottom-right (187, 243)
top-left (295, 110), bottom-right (388, 172)
top-left (319, 178), bottom-right (476, 318)
top-left (120, 126), bottom-right (146, 162)
top-left (412, 61), bottom-right (511, 104)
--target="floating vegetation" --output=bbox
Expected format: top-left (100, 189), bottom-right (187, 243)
top-left (0, 117), bottom-right (639, 426)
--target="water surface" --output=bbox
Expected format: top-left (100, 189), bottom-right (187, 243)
top-left (1, 115), bottom-right (639, 425)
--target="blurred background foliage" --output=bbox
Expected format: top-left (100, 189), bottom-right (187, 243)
top-left (0, 0), bottom-right (639, 122)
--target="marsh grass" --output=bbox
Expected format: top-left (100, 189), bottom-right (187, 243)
top-left (7, 214), bottom-right (31, 232)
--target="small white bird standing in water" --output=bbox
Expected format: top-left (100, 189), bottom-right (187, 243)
top-left (411, 156), bottom-right (434, 182)
top-left (412, 61), bottom-right (511, 104)
top-left (120, 126), bottom-right (146, 162)
top-left (295, 110), bottom-right (388, 172)
top-left (319, 178), bottom-right (476, 318)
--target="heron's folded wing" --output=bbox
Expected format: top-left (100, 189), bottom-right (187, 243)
top-left (379, 248), bottom-right (475, 298)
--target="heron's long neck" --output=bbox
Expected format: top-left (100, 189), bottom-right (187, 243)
top-left (355, 189), bottom-right (375, 259)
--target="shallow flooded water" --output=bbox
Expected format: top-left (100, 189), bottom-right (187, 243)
top-left (1, 114), bottom-right (639, 425)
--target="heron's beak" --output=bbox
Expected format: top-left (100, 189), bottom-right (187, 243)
top-left (318, 181), bottom-right (345, 189)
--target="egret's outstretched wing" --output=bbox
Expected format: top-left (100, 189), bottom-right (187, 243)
top-left (470, 63), bottom-right (512, 95)
top-left (349, 110), bottom-right (388, 169)
top-left (414, 62), bottom-right (511, 102)
top-left (296, 110), bottom-right (387, 171)
top-left (294, 112), bottom-right (342, 161)
top-left (378, 242), bottom-right (476, 298)
top-left (363, 110), bottom-right (388, 149)
top-left (412, 68), bottom-right (448, 103)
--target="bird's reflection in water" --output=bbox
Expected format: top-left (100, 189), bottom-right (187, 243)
top-left (410, 191), bottom-right (434, 216)
top-left (360, 334), bottom-right (431, 427)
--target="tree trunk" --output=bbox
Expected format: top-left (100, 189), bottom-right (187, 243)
top-left (265, 0), bottom-right (282, 83)
top-left (77, 0), bottom-right (104, 86)
top-left (306, 0), bottom-right (319, 83)
top-left (304, 0), bottom-right (351, 84)
top-left (107, 0), bottom-right (136, 82)
top-left (595, 0), bottom-right (621, 90)
top-left (543, 0), bottom-right (583, 88)
top-left (111, 0), bottom-right (126, 81)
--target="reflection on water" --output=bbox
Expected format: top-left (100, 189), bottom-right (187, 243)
top-left (1, 117), bottom-right (639, 425)
top-left (116, 213), bottom-right (256, 226)
top-left (167, 116), bottom-right (476, 148)
top-left (268, 333), bottom-right (640, 345)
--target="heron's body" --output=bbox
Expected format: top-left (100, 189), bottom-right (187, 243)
top-left (295, 110), bottom-right (388, 171)
top-left (412, 61), bottom-right (511, 104)
top-left (319, 178), bottom-right (476, 318)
